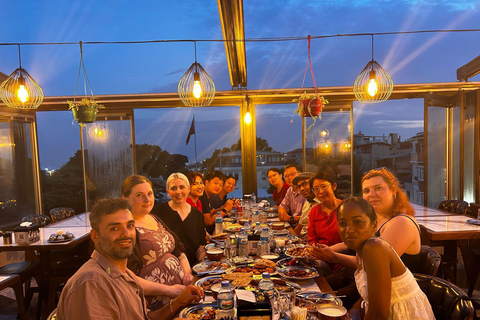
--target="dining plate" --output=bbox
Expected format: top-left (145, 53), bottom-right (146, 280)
top-left (276, 257), bottom-right (318, 269)
top-left (466, 219), bottom-right (480, 226)
top-left (192, 260), bottom-right (232, 275)
top-left (284, 245), bottom-right (315, 259)
top-left (226, 263), bottom-right (277, 277)
top-left (278, 266), bottom-right (319, 280)
top-left (297, 291), bottom-right (343, 306)
top-left (179, 302), bottom-right (218, 320)
top-left (247, 276), bottom-right (301, 291)
top-left (194, 275), bottom-right (223, 293)
top-left (225, 225), bottom-right (242, 233)
top-left (232, 256), bottom-right (254, 265)
top-left (47, 238), bottom-right (74, 243)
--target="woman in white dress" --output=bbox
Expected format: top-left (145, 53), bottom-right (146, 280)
top-left (336, 197), bottom-right (434, 320)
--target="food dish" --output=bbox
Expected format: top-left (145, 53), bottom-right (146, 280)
top-left (247, 277), bottom-right (301, 291)
top-left (232, 256), bottom-right (254, 265)
top-left (278, 266), bottom-right (319, 280)
top-left (192, 260), bottom-right (232, 275)
top-left (285, 245), bottom-right (315, 259)
top-left (226, 260), bottom-right (277, 276)
top-left (179, 302), bottom-right (218, 320)
top-left (225, 225), bottom-right (242, 233)
top-left (297, 291), bottom-right (343, 306)
top-left (48, 231), bottom-right (75, 242)
top-left (194, 275), bottom-right (223, 293)
top-left (47, 238), bottom-right (74, 243)
top-left (276, 257), bottom-right (318, 269)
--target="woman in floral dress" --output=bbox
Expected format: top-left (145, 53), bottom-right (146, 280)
top-left (123, 175), bottom-right (193, 310)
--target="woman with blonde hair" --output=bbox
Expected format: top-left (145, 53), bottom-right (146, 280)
top-left (122, 175), bottom-right (192, 310)
top-left (153, 173), bottom-right (207, 266)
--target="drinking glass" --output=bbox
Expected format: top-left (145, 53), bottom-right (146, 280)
top-left (225, 243), bottom-right (236, 260)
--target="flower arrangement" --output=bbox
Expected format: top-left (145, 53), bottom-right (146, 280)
top-left (293, 92), bottom-right (329, 131)
top-left (68, 98), bottom-right (104, 124)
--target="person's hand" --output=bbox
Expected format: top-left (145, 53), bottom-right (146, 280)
top-left (309, 244), bottom-right (337, 263)
top-left (174, 285), bottom-right (204, 307)
top-left (166, 284), bottom-right (186, 298)
top-left (224, 200), bottom-right (234, 212)
top-left (278, 211), bottom-right (290, 222)
top-left (183, 273), bottom-right (194, 285)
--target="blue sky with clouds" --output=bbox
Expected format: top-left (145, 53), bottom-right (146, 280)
top-left (11, 0), bottom-right (480, 167)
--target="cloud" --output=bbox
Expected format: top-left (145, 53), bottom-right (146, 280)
top-left (373, 119), bottom-right (423, 128)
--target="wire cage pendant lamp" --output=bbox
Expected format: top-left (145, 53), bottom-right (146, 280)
top-left (353, 36), bottom-right (393, 103)
top-left (178, 42), bottom-right (215, 107)
top-left (0, 45), bottom-right (44, 109)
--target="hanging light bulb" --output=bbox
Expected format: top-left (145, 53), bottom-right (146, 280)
top-left (192, 72), bottom-right (202, 98)
top-left (353, 35), bottom-right (393, 103)
top-left (0, 45), bottom-right (43, 109)
top-left (244, 110), bottom-right (251, 124)
top-left (367, 70), bottom-right (378, 97)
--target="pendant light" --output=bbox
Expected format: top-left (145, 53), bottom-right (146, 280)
top-left (353, 36), bottom-right (393, 103)
top-left (0, 45), bottom-right (43, 109)
top-left (178, 41), bottom-right (215, 106)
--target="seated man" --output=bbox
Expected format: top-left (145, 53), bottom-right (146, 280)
top-left (210, 175), bottom-right (236, 209)
top-left (292, 172), bottom-right (320, 238)
top-left (200, 170), bottom-right (233, 234)
top-left (278, 164), bottom-right (306, 225)
top-left (56, 198), bottom-right (204, 320)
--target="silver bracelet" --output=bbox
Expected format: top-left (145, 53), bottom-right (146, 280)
top-left (169, 299), bottom-right (175, 316)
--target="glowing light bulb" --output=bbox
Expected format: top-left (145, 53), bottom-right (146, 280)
top-left (244, 111), bottom-right (251, 124)
top-left (325, 144), bottom-right (329, 148)
top-left (367, 78), bottom-right (378, 97)
top-left (193, 80), bottom-right (202, 98)
top-left (17, 85), bottom-right (29, 103)
top-left (321, 130), bottom-right (327, 137)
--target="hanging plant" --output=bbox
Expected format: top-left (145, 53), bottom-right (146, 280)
top-left (292, 35), bottom-right (329, 131)
top-left (293, 92), bottom-right (328, 131)
top-left (68, 41), bottom-right (103, 125)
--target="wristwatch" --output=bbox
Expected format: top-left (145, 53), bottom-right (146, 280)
top-left (221, 208), bottom-right (227, 213)
top-left (290, 216), bottom-right (295, 223)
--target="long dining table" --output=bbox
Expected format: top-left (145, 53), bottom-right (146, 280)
top-left (413, 203), bottom-right (480, 285)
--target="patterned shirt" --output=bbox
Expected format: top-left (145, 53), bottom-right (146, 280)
top-left (279, 187), bottom-right (306, 217)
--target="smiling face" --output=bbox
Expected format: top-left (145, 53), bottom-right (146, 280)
top-left (312, 179), bottom-right (336, 203)
top-left (223, 178), bottom-right (236, 194)
top-left (190, 176), bottom-right (204, 198)
top-left (295, 179), bottom-right (314, 200)
top-left (362, 176), bottom-right (395, 216)
top-left (167, 178), bottom-right (190, 204)
top-left (284, 167), bottom-right (300, 187)
top-left (267, 170), bottom-right (282, 187)
top-left (124, 182), bottom-right (154, 216)
top-left (91, 209), bottom-right (136, 260)
top-left (205, 177), bottom-right (224, 196)
top-left (337, 202), bottom-right (377, 251)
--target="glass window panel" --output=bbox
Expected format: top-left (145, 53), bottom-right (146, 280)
top-left (0, 121), bottom-right (36, 227)
top-left (451, 106), bottom-right (461, 199)
top-left (463, 93), bottom-right (476, 203)
top-left (306, 111), bottom-right (351, 199)
top-left (37, 111), bottom-right (84, 215)
top-left (134, 107), bottom-right (241, 202)
top-left (427, 107), bottom-right (447, 208)
top-left (84, 120), bottom-right (134, 207)
top-left (256, 103), bottom-right (302, 202)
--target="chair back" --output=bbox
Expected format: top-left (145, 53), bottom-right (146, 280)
top-left (438, 200), bottom-right (449, 211)
top-left (49, 207), bottom-right (76, 223)
top-left (445, 200), bottom-right (460, 213)
top-left (414, 273), bottom-right (474, 320)
top-left (408, 245), bottom-right (441, 276)
top-left (21, 215), bottom-right (42, 227)
top-left (454, 201), bottom-right (468, 215)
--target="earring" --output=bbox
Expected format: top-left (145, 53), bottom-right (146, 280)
top-left (394, 194), bottom-right (397, 199)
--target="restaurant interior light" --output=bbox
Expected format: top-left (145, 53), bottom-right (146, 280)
top-left (244, 108), bottom-right (252, 124)
top-left (178, 42), bottom-right (215, 106)
top-left (353, 36), bottom-right (393, 103)
top-left (0, 45), bottom-right (43, 109)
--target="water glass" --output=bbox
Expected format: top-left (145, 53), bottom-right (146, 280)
top-left (257, 241), bottom-right (269, 256)
top-left (225, 243), bottom-right (236, 259)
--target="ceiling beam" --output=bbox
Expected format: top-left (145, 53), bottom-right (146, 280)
top-left (217, 0), bottom-right (247, 88)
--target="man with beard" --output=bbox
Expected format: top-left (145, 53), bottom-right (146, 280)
top-left (57, 198), bottom-right (204, 320)
top-left (291, 172), bottom-right (320, 238)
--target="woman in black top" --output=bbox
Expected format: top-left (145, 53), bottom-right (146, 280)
top-left (153, 172), bottom-right (207, 266)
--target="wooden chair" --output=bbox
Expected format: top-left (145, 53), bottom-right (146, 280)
top-left (453, 201), bottom-right (468, 215)
top-left (414, 273), bottom-right (474, 320)
top-left (0, 274), bottom-right (27, 320)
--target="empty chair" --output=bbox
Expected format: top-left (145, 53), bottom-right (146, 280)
top-left (49, 207), bottom-right (75, 222)
top-left (438, 200), bottom-right (449, 211)
top-left (22, 214), bottom-right (52, 227)
top-left (453, 201), bottom-right (468, 215)
top-left (414, 273), bottom-right (474, 320)
top-left (445, 200), bottom-right (460, 213)
top-left (0, 275), bottom-right (27, 320)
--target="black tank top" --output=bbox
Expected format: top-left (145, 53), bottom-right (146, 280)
top-left (375, 215), bottom-right (422, 272)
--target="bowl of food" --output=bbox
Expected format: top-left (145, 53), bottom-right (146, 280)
top-left (238, 219), bottom-right (250, 226)
top-left (206, 248), bottom-right (224, 261)
top-left (317, 303), bottom-right (348, 320)
top-left (210, 281), bottom-right (236, 300)
top-left (270, 222), bottom-right (286, 230)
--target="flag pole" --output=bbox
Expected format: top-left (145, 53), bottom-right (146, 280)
top-left (194, 115), bottom-right (198, 171)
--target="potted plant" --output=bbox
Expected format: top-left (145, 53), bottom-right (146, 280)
top-left (293, 92), bottom-right (329, 131)
top-left (68, 98), bottom-right (104, 124)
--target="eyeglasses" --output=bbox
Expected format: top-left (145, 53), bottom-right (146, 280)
top-left (284, 172), bottom-right (299, 179)
top-left (312, 184), bottom-right (331, 193)
top-left (294, 181), bottom-right (309, 190)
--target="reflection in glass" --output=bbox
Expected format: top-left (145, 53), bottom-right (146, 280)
top-left (463, 93), bottom-right (476, 203)
top-left (427, 107), bottom-right (447, 208)
top-left (451, 106), bottom-right (460, 199)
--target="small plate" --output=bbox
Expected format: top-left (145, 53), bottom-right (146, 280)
top-left (466, 219), bottom-right (480, 226)
top-left (273, 229), bottom-right (289, 236)
top-left (232, 256), bottom-right (254, 265)
top-left (47, 238), bottom-right (74, 243)
top-left (285, 245), bottom-right (315, 259)
top-left (192, 260), bottom-right (231, 275)
top-left (194, 275), bottom-right (223, 294)
top-left (278, 266), bottom-right (319, 280)
top-left (297, 291), bottom-right (343, 306)
top-left (276, 257), bottom-right (318, 269)
top-left (179, 302), bottom-right (218, 319)
top-left (225, 225), bottom-right (242, 233)
top-left (226, 264), bottom-right (277, 277)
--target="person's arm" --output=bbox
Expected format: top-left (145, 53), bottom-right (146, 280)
top-left (196, 245), bottom-right (206, 262)
top-left (179, 253), bottom-right (194, 285)
top-left (278, 206), bottom-right (291, 222)
top-left (136, 276), bottom-right (185, 298)
top-left (148, 285), bottom-right (204, 320)
top-left (293, 222), bottom-right (303, 235)
top-left (362, 239), bottom-right (391, 320)
top-left (310, 244), bottom-right (357, 269)
top-left (379, 215), bottom-right (420, 256)
top-left (209, 200), bottom-right (234, 217)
